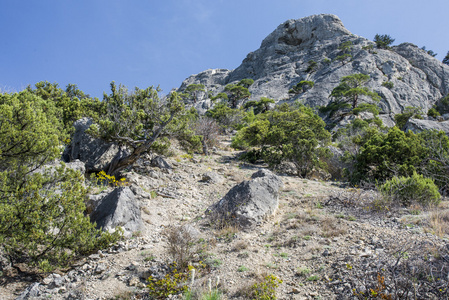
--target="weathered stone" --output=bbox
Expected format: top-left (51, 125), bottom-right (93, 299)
top-left (15, 282), bottom-right (40, 300)
top-left (201, 171), bottom-right (224, 184)
top-left (151, 156), bottom-right (172, 169)
top-left (128, 276), bottom-right (141, 287)
top-left (404, 118), bottom-right (449, 134)
top-left (90, 187), bottom-right (143, 236)
top-left (95, 263), bottom-right (108, 274)
top-left (206, 169), bottom-right (283, 230)
top-left (62, 118), bottom-right (129, 173)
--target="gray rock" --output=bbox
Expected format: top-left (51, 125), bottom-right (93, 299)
top-left (86, 191), bottom-right (110, 215)
top-left (130, 184), bottom-right (152, 199)
top-left (52, 273), bottom-right (64, 287)
top-left (201, 171), bottom-right (224, 184)
top-left (404, 118), bottom-right (449, 134)
top-left (63, 118), bottom-right (129, 173)
top-left (323, 146), bottom-right (347, 180)
top-left (177, 14), bottom-right (449, 127)
top-left (128, 276), bottom-right (141, 287)
top-left (31, 159), bottom-right (86, 178)
top-left (90, 187), bottom-right (143, 236)
top-left (95, 263), bottom-right (108, 274)
top-left (15, 282), bottom-right (40, 300)
top-left (151, 156), bottom-right (172, 169)
top-left (206, 169), bottom-right (283, 230)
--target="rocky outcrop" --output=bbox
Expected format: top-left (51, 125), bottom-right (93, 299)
top-left (90, 187), bottom-right (143, 236)
top-left (404, 118), bottom-right (449, 134)
top-left (178, 14), bottom-right (449, 125)
top-left (206, 169), bottom-right (283, 230)
top-left (62, 118), bottom-right (128, 173)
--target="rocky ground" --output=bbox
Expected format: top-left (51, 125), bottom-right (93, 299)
top-left (2, 137), bottom-right (449, 300)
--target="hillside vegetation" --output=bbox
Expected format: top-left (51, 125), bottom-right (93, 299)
top-left (2, 13), bottom-right (449, 300)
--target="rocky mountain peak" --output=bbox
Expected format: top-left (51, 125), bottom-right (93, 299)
top-left (260, 14), bottom-right (351, 51)
top-left (178, 14), bottom-right (449, 124)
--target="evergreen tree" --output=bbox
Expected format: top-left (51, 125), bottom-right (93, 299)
top-left (289, 81), bottom-right (315, 94)
top-left (0, 90), bottom-right (119, 271)
top-left (374, 34), bottom-right (395, 49)
top-left (330, 74), bottom-right (380, 109)
top-left (224, 78), bottom-right (254, 108)
top-left (233, 103), bottom-right (331, 177)
top-left (243, 97), bottom-right (275, 114)
top-left (181, 83), bottom-right (205, 103)
top-left (87, 82), bottom-right (184, 175)
top-left (443, 51), bottom-right (449, 65)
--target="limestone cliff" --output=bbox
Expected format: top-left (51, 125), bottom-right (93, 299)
top-left (177, 14), bottom-right (449, 122)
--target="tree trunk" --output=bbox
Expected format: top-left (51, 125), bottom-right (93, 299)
top-left (352, 94), bottom-right (358, 109)
top-left (202, 139), bottom-right (209, 156)
top-left (106, 115), bottom-right (175, 175)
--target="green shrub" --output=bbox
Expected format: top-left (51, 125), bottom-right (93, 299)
top-left (382, 81), bottom-right (394, 89)
top-left (434, 94), bottom-right (449, 115)
top-left (352, 127), bottom-right (426, 183)
top-left (252, 274), bottom-right (282, 300)
top-left (335, 53), bottom-right (352, 64)
top-left (378, 172), bottom-right (441, 207)
top-left (243, 97), bottom-right (275, 114)
top-left (0, 166), bottom-right (121, 272)
top-left (147, 264), bottom-right (191, 299)
top-left (427, 107), bottom-right (441, 118)
top-left (329, 74), bottom-right (380, 109)
top-left (352, 103), bottom-right (380, 116)
top-left (27, 81), bottom-right (106, 133)
top-left (0, 90), bottom-right (120, 271)
top-left (318, 101), bottom-right (352, 118)
top-left (288, 81), bottom-right (315, 94)
top-left (306, 275), bottom-right (320, 281)
top-left (233, 103), bottom-right (331, 177)
top-left (394, 106), bottom-right (423, 129)
top-left (206, 103), bottom-right (246, 131)
top-left (306, 60), bottom-right (317, 73)
top-left (237, 265), bottom-right (249, 272)
top-left (338, 41), bottom-right (353, 53)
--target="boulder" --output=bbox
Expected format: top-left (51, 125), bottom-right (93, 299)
top-left (201, 171), bottom-right (224, 184)
top-left (323, 146), bottom-right (347, 180)
top-left (63, 118), bottom-right (128, 173)
top-left (151, 156), bottom-right (172, 169)
top-left (206, 169), bottom-right (283, 230)
top-left (90, 187), bottom-right (143, 236)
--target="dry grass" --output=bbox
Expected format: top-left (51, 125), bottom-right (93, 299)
top-left (215, 223), bottom-right (239, 242)
top-left (233, 240), bottom-right (249, 251)
top-left (233, 271), bottom-right (270, 299)
top-left (163, 225), bottom-right (197, 267)
top-left (301, 241), bottom-right (322, 254)
top-left (320, 216), bottom-right (347, 238)
top-left (429, 209), bottom-right (449, 237)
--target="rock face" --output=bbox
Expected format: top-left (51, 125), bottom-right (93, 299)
top-left (63, 118), bottom-right (128, 173)
top-left (178, 14), bottom-right (449, 125)
top-left (207, 169), bottom-right (283, 230)
top-left (404, 118), bottom-right (449, 134)
top-left (90, 187), bottom-right (143, 236)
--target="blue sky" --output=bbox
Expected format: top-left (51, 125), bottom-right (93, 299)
top-left (1, 0), bottom-right (448, 98)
